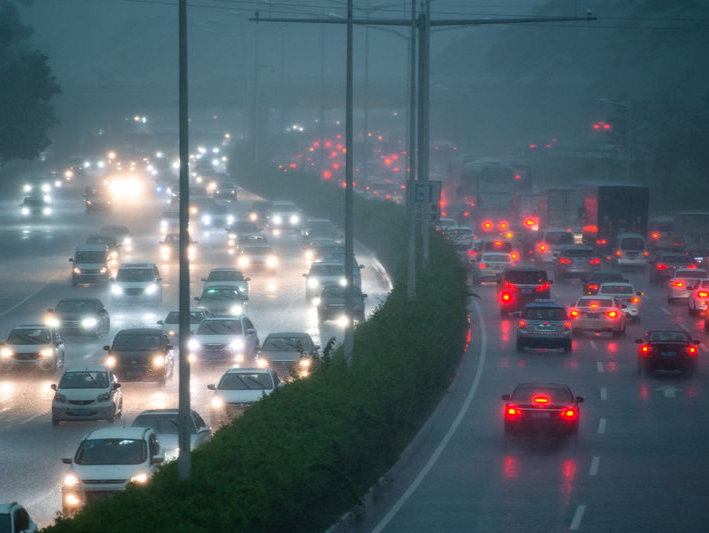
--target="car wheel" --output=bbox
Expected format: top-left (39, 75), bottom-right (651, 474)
top-left (52, 412), bottom-right (60, 426)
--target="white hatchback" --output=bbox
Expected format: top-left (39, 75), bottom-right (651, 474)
top-left (597, 282), bottom-right (643, 320)
top-left (688, 279), bottom-right (709, 316)
top-left (51, 366), bottom-right (122, 425)
top-left (668, 268), bottom-right (709, 302)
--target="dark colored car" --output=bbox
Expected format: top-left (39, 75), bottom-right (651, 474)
top-left (255, 332), bottom-right (319, 380)
top-left (555, 245), bottom-right (601, 280)
top-left (247, 200), bottom-right (272, 224)
top-left (317, 286), bottom-right (367, 323)
top-left (516, 301), bottom-right (572, 352)
top-left (648, 252), bottom-right (695, 284)
top-left (497, 267), bottom-right (551, 316)
top-left (46, 298), bottom-right (110, 337)
top-left (636, 330), bottom-right (700, 377)
top-left (103, 329), bottom-right (174, 384)
top-left (581, 271), bottom-right (627, 295)
top-left (194, 286), bottom-right (249, 316)
top-left (502, 382), bottom-right (584, 441)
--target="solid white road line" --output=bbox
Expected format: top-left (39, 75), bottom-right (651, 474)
top-left (598, 418), bottom-right (607, 434)
top-left (19, 413), bottom-right (43, 425)
top-left (660, 307), bottom-right (670, 315)
top-left (590, 340), bottom-right (597, 350)
top-left (600, 387), bottom-right (607, 400)
top-left (589, 456), bottom-right (600, 476)
top-left (680, 323), bottom-right (690, 333)
top-left (0, 270), bottom-right (62, 318)
top-left (371, 302), bottom-right (487, 533)
top-left (570, 505), bottom-right (586, 530)
top-left (596, 362), bottom-right (604, 373)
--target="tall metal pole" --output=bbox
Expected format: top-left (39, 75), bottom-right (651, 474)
top-left (417, 1), bottom-right (431, 268)
top-left (626, 98), bottom-right (632, 181)
top-left (177, 0), bottom-right (191, 480)
top-left (252, 21), bottom-right (260, 162)
top-left (406, 0), bottom-right (417, 300)
top-left (319, 24), bottom-right (325, 177)
top-left (362, 0), bottom-right (370, 186)
top-left (280, 24), bottom-right (286, 136)
top-left (344, 0), bottom-right (355, 366)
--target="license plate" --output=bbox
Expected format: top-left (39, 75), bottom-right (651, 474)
top-left (587, 313), bottom-right (599, 318)
top-left (126, 370), bottom-right (143, 376)
top-left (72, 409), bottom-right (91, 416)
top-left (661, 352), bottom-right (677, 357)
top-left (536, 325), bottom-right (553, 331)
top-left (521, 289), bottom-right (533, 295)
top-left (531, 412), bottom-right (550, 419)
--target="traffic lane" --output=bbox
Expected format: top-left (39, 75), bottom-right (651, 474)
top-left (354, 272), bottom-right (706, 532)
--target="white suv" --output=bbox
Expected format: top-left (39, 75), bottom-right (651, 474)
top-left (61, 426), bottom-right (164, 517)
top-left (110, 263), bottom-right (162, 305)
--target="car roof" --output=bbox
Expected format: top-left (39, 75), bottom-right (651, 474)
top-left (133, 408), bottom-right (200, 417)
top-left (101, 225), bottom-right (130, 232)
top-left (578, 295), bottom-right (615, 301)
top-left (223, 366), bottom-right (269, 374)
top-left (76, 243), bottom-right (109, 252)
top-left (83, 426), bottom-right (152, 441)
top-left (119, 263), bottom-right (157, 269)
top-left (559, 244), bottom-right (594, 251)
top-left (265, 332), bottom-right (311, 338)
top-left (114, 328), bottom-right (165, 335)
top-left (62, 365), bottom-right (112, 374)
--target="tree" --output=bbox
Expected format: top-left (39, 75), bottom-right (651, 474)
top-left (0, 0), bottom-right (61, 163)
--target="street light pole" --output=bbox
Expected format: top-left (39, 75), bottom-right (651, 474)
top-left (252, 21), bottom-right (260, 162)
top-left (406, 0), bottom-right (417, 300)
top-left (344, 0), bottom-right (355, 366)
top-left (599, 97), bottom-right (632, 180)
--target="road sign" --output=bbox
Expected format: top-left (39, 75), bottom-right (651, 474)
top-left (413, 181), bottom-right (441, 222)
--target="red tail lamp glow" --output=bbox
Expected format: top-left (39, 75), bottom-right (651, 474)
top-left (671, 281), bottom-right (684, 287)
top-left (641, 345), bottom-right (650, 354)
top-left (533, 396), bottom-right (550, 404)
top-left (589, 258), bottom-right (601, 264)
top-left (688, 346), bottom-right (698, 355)
top-left (560, 407), bottom-right (578, 419)
top-left (506, 406), bottom-right (522, 417)
top-left (607, 310), bottom-right (618, 318)
top-left (560, 257), bottom-right (572, 264)
top-left (698, 291), bottom-right (709, 298)
top-left (501, 292), bottom-right (512, 302)
top-left (518, 320), bottom-right (526, 329)
top-left (570, 309), bottom-right (579, 318)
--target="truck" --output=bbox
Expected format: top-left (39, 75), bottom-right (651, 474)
top-left (672, 211), bottom-right (709, 258)
top-left (538, 186), bottom-right (585, 231)
top-left (581, 184), bottom-right (649, 255)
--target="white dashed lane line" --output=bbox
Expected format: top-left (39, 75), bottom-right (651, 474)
top-left (570, 505), bottom-right (586, 530)
top-left (660, 307), bottom-right (670, 315)
top-left (679, 323), bottom-right (690, 333)
top-left (598, 418), bottom-right (607, 434)
top-left (600, 387), bottom-right (607, 400)
top-left (589, 456), bottom-right (600, 476)
top-left (590, 340), bottom-right (597, 350)
top-left (596, 362), bottom-right (604, 373)
top-left (19, 413), bottom-right (43, 425)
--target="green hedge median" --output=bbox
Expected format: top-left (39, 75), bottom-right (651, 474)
top-left (43, 163), bottom-right (469, 533)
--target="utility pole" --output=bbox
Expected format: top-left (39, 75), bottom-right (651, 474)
top-left (177, 0), bottom-right (191, 479)
top-left (417, 3), bottom-right (431, 267)
top-left (252, 19), bottom-right (260, 162)
top-left (344, 0), bottom-right (354, 365)
top-left (406, 0), bottom-right (417, 301)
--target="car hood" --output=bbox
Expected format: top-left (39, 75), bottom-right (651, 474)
top-left (194, 334), bottom-right (244, 344)
top-left (111, 349), bottom-right (159, 362)
top-left (6, 342), bottom-right (53, 353)
top-left (71, 462), bottom-right (151, 482)
top-left (114, 281), bottom-right (155, 289)
top-left (259, 349), bottom-right (302, 362)
top-left (56, 312), bottom-right (98, 320)
top-left (58, 388), bottom-right (109, 400)
top-left (74, 262), bottom-right (107, 268)
top-left (217, 388), bottom-right (273, 403)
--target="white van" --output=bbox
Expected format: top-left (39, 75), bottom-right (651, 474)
top-left (535, 229), bottom-right (575, 263)
top-left (614, 233), bottom-right (648, 270)
top-left (69, 244), bottom-right (110, 286)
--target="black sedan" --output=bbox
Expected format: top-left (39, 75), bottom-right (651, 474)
top-left (46, 298), bottom-right (110, 337)
top-left (648, 251), bottom-right (696, 284)
top-left (636, 330), bottom-right (700, 377)
top-left (103, 328), bottom-right (174, 384)
top-left (502, 382), bottom-right (583, 441)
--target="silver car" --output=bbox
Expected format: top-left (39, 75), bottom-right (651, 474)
top-left (470, 252), bottom-right (513, 284)
top-left (597, 282), bottom-right (642, 320)
top-left (668, 268), bottom-right (709, 302)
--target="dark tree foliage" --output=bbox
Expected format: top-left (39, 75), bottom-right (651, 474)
top-left (0, 0), bottom-right (61, 162)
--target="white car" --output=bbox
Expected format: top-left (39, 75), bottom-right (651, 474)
top-left (188, 316), bottom-right (260, 365)
top-left (597, 282), bottom-right (643, 320)
top-left (569, 295), bottom-right (627, 337)
top-left (131, 408), bottom-right (211, 462)
top-left (470, 252), bottom-right (514, 284)
top-left (0, 502), bottom-right (37, 532)
top-left (61, 426), bottom-right (164, 517)
top-left (157, 307), bottom-right (209, 341)
top-left (688, 279), bottom-right (709, 316)
top-left (51, 366), bottom-right (122, 425)
top-left (0, 324), bottom-right (65, 373)
top-left (236, 242), bottom-right (278, 271)
top-left (303, 261), bottom-right (363, 301)
top-left (201, 267), bottom-right (250, 295)
top-left (110, 263), bottom-right (162, 305)
top-left (535, 229), bottom-right (575, 263)
top-left (668, 268), bottom-right (709, 302)
top-left (208, 367), bottom-right (282, 426)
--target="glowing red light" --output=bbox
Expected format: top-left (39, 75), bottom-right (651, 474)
top-left (607, 311), bottom-right (618, 318)
top-left (325, 141), bottom-right (332, 148)
top-left (533, 396), bottom-right (550, 404)
top-left (560, 257), bottom-right (572, 264)
top-left (570, 309), bottom-right (579, 318)
top-left (511, 252), bottom-right (519, 261)
top-left (641, 345), bottom-right (650, 354)
top-left (530, 144), bottom-right (537, 149)
top-left (323, 170), bottom-right (331, 179)
top-left (313, 141), bottom-right (320, 147)
top-left (501, 292), bottom-right (512, 302)
top-left (589, 258), bottom-right (601, 264)
top-left (506, 406), bottom-right (521, 417)
top-left (479, 262), bottom-right (487, 269)
top-left (688, 346), bottom-right (698, 355)
top-left (289, 163), bottom-right (297, 169)
top-left (657, 264), bottom-right (668, 270)
top-left (698, 291), bottom-right (709, 298)
top-left (518, 320), bottom-right (526, 329)
top-left (652, 233), bottom-right (660, 240)
top-left (671, 281), bottom-right (684, 287)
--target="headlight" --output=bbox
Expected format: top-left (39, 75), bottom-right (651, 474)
top-left (226, 215), bottom-right (235, 225)
top-left (273, 215), bottom-right (283, 225)
top-left (73, 266), bottom-right (82, 274)
top-left (211, 396), bottom-right (225, 409)
top-left (97, 392), bottom-right (110, 402)
top-left (307, 278), bottom-right (319, 289)
top-left (110, 251), bottom-right (118, 259)
top-left (299, 358), bottom-right (311, 368)
top-left (290, 214), bottom-right (300, 225)
top-left (168, 330), bottom-right (176, 337)
top-left (21, 207), bottom-right (30, 216)
top-left (266, 255), bottom-right (278, 268)
top-left (339, 277), bottom-right (347, 287)
top-left (111, 285), bottom-right (123, 295)
top-left (105, 355), bottom-right (117, 368)
top-left (238, 256), bottom-right (250, 268)
top-left (201, 214), bottom-right (212, 225)
top-left (188, 338), bottom-right (200, 351)
top-left (39, 348), bottom-right (55, 357)
top-left (230, 304), bottom-right (244, 315)
top-left (234, 353), bottom-right (244, 363)
top-left (152, 354), bottom-right (165, 367)
top-left (64, 474), bottom-right (79, 487)
top-left (249, 213), bottom-right (258, 221)
top-left (23, 184), bottom-right (32, 192)
top-left (1, 347), bottom-right (14, 358)
top-left (46, 316), bottom-right (60, 328)
top-left (123, 236), bottom-right (132, 245)
top-left (100, 266), bottom-right (108, 273)
top-left (43, 207), bottom-right (52, 215)
top-left (55, 393), bottom-right (67, 402)
top-left (256, 358), bottom-right (269, 368)
top-left (145, 284), bottom-right (158, 295)
top-left (230, 339), bottom-right (245, 351)
top-left (160, 220), bottom-right (168, 228)
top-left (305, 250), bottom-right (314, 260)
top-left (81, 317), bottom-right (98, 328)
top-left (130, 473), bottom-right (149, 484)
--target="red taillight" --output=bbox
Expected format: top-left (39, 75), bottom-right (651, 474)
top-left (640, 345), bottom-right (650, 354)
top-left (629, 297), bottom-right (640, 303)
top-left (505, 405), bottom-right (522, 418)
top-left (652, 232), bottom-right (660, 240)
top-left (501, 292), bottom-right (513, 302)
top-left (468, 249), bottom-right (476, 256)
top-left (589, 258), bottom-right (600, 264)
top-left (482, 220), bottom-right (493, 230)
top-left (699, 291), bottom-right (709, 298)
top-left (657, 263), bottom-right (668, 270)
top-left (607, 310), bottom-right (618, 318)
top-left (493, 241), bottom-right (503, 248)
top-left (510, 251), bottom-right (519, 261)
top-left (499, 221), bottom-right (509, 230)
top-left (688, 346), bottom-right (698, 355)
top-left (564, 321), bottom-right (571, 329)
top-left (570, 309), bottom-right (579, 318)
top-left (560, 407), bottom-right (578, 420)
top-left (519, 320), bottom-right (527, 329)
top-left (536, 281), bottom-right (550, 292)
top-left (688, 264), bottom-right (697, 269)
top-left (671, 281), bottom-right (684, 288)
top-left (616, 250), bottom-right (622, 256)
top-left (533, 395), bottom-right (550, 404)
top-left (539, 244), bottom-right (547, 252)
top-left (597, 239), bottom-right (607, 245)
top-left (559, 257), bottom-right (572, 264)
top-left (644, 251), bottom-right (649, 257)
top-left (479, 262), bottom-right (487, 269)
top-left (588, 284), bottom-right (599, 291)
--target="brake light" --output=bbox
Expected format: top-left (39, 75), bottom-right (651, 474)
top-left (505, 405), bottom-right (522, 418)
top-left (533, 395), bottom-right (550, 404)
top-left (596, 239), bottom-right (607, 245)
top-left (640, 345), bottom-right (650, 354)
top-left (564, 321), bottom-right (571, 329)
top-left (536, 281), bottom-right (550, 292)
top-left (468, 249), bottom-right (477, 256)
top-left (656, 263), bottom-right (668, 270)
top-left (560, 407), bottom-right (578, 420)
top-left (644, 251), bottom-right (649, 257)
top-left (588, 284), bottom-right (599, 291)
top-left (493, 241), bottom-right (503, 248)
top-left (607, 310), bottom-right (618, 318)
top-left (559, 257), bottom-right (572, 264)
top-left (482, 220), bottom-right (493, 230)
top-left (510, 251), bottom-right (519, 261)
top-left (518, 320), bottom-right (527, 329)
top-left (698, 291), bottom-right (709, 298)
top-left (590, 303), bottom-right (599, 308)
top-left (539, 244), bottom-right (547, 252)
top-left (479, 262), bottom-right (487, 269)
top-left (688, 264), bottom-right (697, 269)
top-left (688, 346), bottom-right (698, 355)
top-left (629, 297), bottom-right (640, 303)
top-left (499, 221), bottom-right (509, 230)
top-left (501, 292), bottom-right (513, 302)
top-left (652, 232), bottom-right (659, 240)
top-left (589, 258), bottom-right (600, 264)
top-left (616, 250), bottom-right (622, 256)
top-left (570, 309), bottom-right (579, 318)
top-left (671, 281), bottom-right (685, 288)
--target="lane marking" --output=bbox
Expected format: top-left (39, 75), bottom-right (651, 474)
top-left (598, 418), bottom-right (607, 434)
top-left (0, 270), bottom-right (62, 318)
top-left (679, 323), bottom-right (690, 333)
top-left (589, 456), bottom-right (600, 476)
top-left (371, 300), bottom-right (487, 533)
top-left (19, 413), bottom-right (43, 425)
top-left (596, 362), bottom-right (604, 373)
top-left (660, 307), bottom-right (670, 315)
top-left (600, 387), bottom-right (607, 400)
top-left (590, 340), bottom-right (597, 350)
top-left (701, 344), bottom-right (709, 354)
top-left (570, 505), bottom-right (586, 530)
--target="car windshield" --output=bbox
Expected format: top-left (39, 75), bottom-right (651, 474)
top-left (86, 236), bottom-right (116, 246)
top-left (661, 255), bottom-right (693, 265)
top-left (56, 300), bottom-right (98, 314)
top-left (590, 272), bottom-right (624, 283)
top-left (577, 298), bottom-right (612, 308)
top-left (7, 328), bottom-right (51, 345)
top-left (310, 264), bottom-right (344, 276)
top-left (164, 311), bottom-right (204, 324)
top-left (676, 270), bottom-right (708, 279)
top-left (545, 232), bottom-right (574, 245)
top-left (483, 241), bottom-right (512, 252)
top-left (620, 237), bottom-right (644, 250)
top-left (23, 197), bottom-right (46, 206)
top-left (0, 514), bottom-right (10, 533)
top-left (482, 254), bottom-right (510, 262)
top-left (504, 270), bottom-right (547, 284)
top-left (132, 413), bottom-right (195, 435)
top-left (648, 331), bottom-right (690, 342)
top-left (263, 336), bottom-right (311, 351)
top-left (563, 248), bottom-right (593, 258)
top-left (116, 268), bottom-right (154, 282)
top-left (242, 245), bottom-right (272, 254)
top-left (75, 251), bottom-right (107, 263)
top-left (200, 288), bottom-right (246, 300)
top-left (208, 270), bottom-right (245, 282)
top-left (59, 371), bottom-right (109, 389)
top-left (75, 438), bottom-right (147, 465)
top-left (599, 285), bottom-right (634, 294)
top-left (196, 320), bottom-right (243, 335)
top-left (511, 385), bottom-right (574, 404)
top-left (523, 308), bottom-right (567, 321)
top-left (163, 235), bottom-right (181, 244)
top-left (113, 334), bottom-right (162, 350)
top-left (218, 372), bottom-right (274, 390)
top-left (231, 222), bottom-right (259, 233)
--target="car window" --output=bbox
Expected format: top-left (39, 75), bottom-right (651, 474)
top-left (310, 265), bottom-right (344, 276)
top-left (504, 270), bottom-right (547, 284)
top-left (562, 248), bottom-right (593, 258)
top-left (113, 334), bottom-right (162, 350)
top-left (75, 251), bottom-right (108, 263)
top-left (13, 508), bottom-right (30, 531)
top-left (75, 438), bottom-right (147, 465)
top-left (483, 241), bottom-right (512, 252)
top-left (196, 320), bottom-right (243, 335)
top-left (7, 328), bottom-right (51, 344)
top-left (56, 300), bottom-right (99, 313)
top-left (200, 288), bottom-right (246, 300)
top-left (59, 371), bottom-right (109, 389)
top-left (661, 254), bottom-right (692, 265)
top-left (243, 318), bottom-right (254, 330)
top-left (620, 237), bottom-right (645, 250)
top-left (263, 336), bottom-right (310, 351)
top-left (482, 254), bottom-right (511, 262)
top-left (648, 331), bottom-right (690, 342)
top-left (116, 268), bottom-right (154, 282)
top-left (677, 270), bottom-right (708, 279)
top-left (545, 232), bottom-right (574, 245)
top-left (208, 270), bottom-right (244, 282)
top-left (511, 385), bottom-right (573, 404)
top-left (218, 372), bottom-right (274, 390)
top-left (523, 307), bottom-right (567, 321)
top-left (599, 285), bottom-right (633, 294)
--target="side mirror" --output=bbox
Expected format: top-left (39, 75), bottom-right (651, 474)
top-left (109, 277), bottom-right (114, 282)
top-left (245, 277), bottom-right (251, 282)
top-left (166, 345), bottom-right (173, 351)
top-left (635, 339), bottom-right (643, 344)
top-left (201, 278), bottom-right (207, 282)
top-left (313, 345), bottom-right (320, 351)
top-left (113, 383), bottom-right (121, 389)
top-left (246, 328), bottom-right (256, 335)
top-left (157, 320), bottom-right (163, 325)
top-left (637, 291), bottom-right (644, 296)
top-left (207, 384), bottom-right (216, 391)
top-left (68, 258), bottom-right (74, 262)
top-left (62, 458), bottom-right (72, 465)
top-left (694, 339), bottom-right (701, 345)
top-left (576, 396), bottom-right (585, 404)
top-left (359, 264), bottom-right (365, 269)
top-left (302, 273), bottom-right (307, 277)
top-left (103, 345), bottom-right (110, 351)
top-left (501, 394), bottom-right (511, 401)
top-left (194, 297), bottom-right (199, 301)
top-left (363, 294), bottom-right (368, 298)
top-left (50, 384), bottom-right (57, 391)
top-left (152, 454), bottom-right (165, 465)
top-left (156, 277), bottom-right (162, 283)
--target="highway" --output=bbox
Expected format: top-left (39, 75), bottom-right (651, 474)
top-left (0, 178), bottom-right (392, 528)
